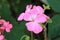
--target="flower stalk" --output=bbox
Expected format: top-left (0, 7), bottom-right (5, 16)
top-left (31, 31), bottom-right (34, 40)
top-left (43, 26), bottom-right (47, 40)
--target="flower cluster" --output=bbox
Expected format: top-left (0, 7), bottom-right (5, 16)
top-left (0, 19), bottom-right (12, 32)
top-left (0, 18), bottom-right (13, 40)
top-left (17, 5), bottom-right (50, 34)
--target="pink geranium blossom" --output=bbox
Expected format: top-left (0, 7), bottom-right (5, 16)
top-left (17, 5), bottom-right (50, 34)
top-left (0, 19), bottom-right (13, 32)
top-left (17, 4), bottom-right (44, 21)
top-left (17, 5), bottom-right (49, 23)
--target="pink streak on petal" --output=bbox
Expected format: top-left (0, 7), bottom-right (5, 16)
top-left (26, 22), bottom-right (43, 34)
top-left (17, 13), bottom-right (25, 21)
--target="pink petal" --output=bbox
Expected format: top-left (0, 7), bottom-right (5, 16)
top-left (30, 6), bottom-right (38, 14)
top-left (30, 6), bottom-right (44, 14)
top-left (36, 6), bottom-right (44, 14)
top-left (25, 4), bottom-right (32, 13)
top-left (5, 22), bottom-right (13, 28)
top-left (6, 28), bottom-right (10, 32)
top-left (3, 22), bottom-right (9, 27)
top-left (24, 13), bottom-right (31, 21)
top-left (17, 13), bottom-right (25, 21)
top-left (26, 22), bottom-right (43, 34)
top-left (0, 35), bottom-right (4, 40)
top-left (35, 14), bottom-right (47, 23)
top-left (42, 14), bottom-right (50, 19)
top-left (26, 4), bottom-right (32, 9)
top-left (24, 13), bottom-right (37, 21)
top-left (8, 24), bottom-right (12, 29)
top-left (0, 19), bottom-right (5, 24)
top-left (3, 22), bottom-right (12, 32)
top-left (0, 26), bottom-right (5, 30)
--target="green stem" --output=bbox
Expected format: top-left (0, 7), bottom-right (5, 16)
top-left (31, 31), bottom-right (34, 40)
top-left (43, 26), bottom-right (48, 40)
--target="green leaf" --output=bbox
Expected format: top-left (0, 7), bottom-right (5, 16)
top-left (47, 0), bottom-right (60, 13)
top-left (48, 15), bottom-right (60, 40)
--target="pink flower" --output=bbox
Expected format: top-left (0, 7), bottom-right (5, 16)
top-left (18, 5), bottom-right (49, 23)
top-left (0, 34), bottom-right (4, 40)
top-left (18, 5), bottom-right (44, 21)
top-left (26, 22), bottom-right (43, 34)
top-left (3, 22), bottom-right (12, 32)
top-left (0, 19), bottom-right (13, 32)
top-left (17, 5), bottom-right (50, 34)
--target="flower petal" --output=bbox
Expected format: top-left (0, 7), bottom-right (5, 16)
top-left (36, 6), bottom-right (44, 14)
top-left (17, 13), bottom-right (25, 21)
top-left (24, 13), bottom-right (31, 21)
top-left (35, 14), bottom-right (47, 23)
top-left (0, 35), bottom-right (4, 40)
top-left (25, 4), bottom-right (32, 13)
top-left (26, 22), bottom-right (43, 34)
top-left (6, 28), bottom-right (10, 32)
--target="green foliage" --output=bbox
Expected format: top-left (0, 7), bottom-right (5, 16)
top-left (48, 15), bottom-right (60, 40)
top-left (40, 0), bottom-right (48, 4)
top-left (0, 0), bottom-right (30, 40)
top-left (47, 0), bottom-right (60, 13)
top-left (9, 0), bottom-right (32, 16)
top-left (20, 35), bottom-right (30, 40)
